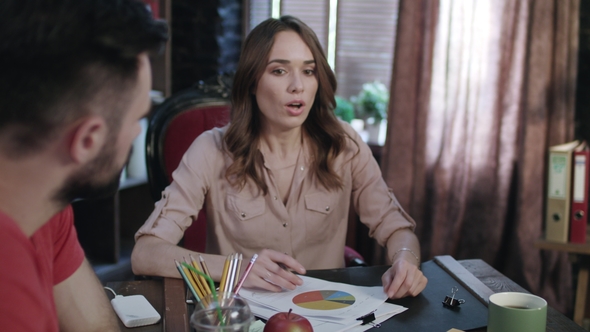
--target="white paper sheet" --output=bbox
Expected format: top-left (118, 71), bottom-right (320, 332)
top-left (239, 275), bottom-right (407, 331)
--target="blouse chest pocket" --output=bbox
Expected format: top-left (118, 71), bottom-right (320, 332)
top-left (304, 193), bottom-right (334, 215)
top-left (303, 192), bottom-right (343, 244)
top-left (225, 194), bottom-right (266, 221)
top-left (224, 194), bottom-right (267, 247)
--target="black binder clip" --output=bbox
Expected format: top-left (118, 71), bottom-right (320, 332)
top-left (357, 310), bottom-right (381, 328)
top-left (442, 286), bottom-right (465, 309)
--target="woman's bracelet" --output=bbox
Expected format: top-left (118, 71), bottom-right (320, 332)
top-left (392, 247), bottom-right (420, 264)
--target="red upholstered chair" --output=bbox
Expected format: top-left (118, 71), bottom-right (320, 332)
top-left (145, 75), bottom-right (232, 253)
top-left (145, 74), bottom-right (366, 266)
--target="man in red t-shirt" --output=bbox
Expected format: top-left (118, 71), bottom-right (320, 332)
top-left (0, 1), bottom-right (168, 330)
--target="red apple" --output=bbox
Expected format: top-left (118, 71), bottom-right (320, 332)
top-left (264, 308), bottom-right (313, 332)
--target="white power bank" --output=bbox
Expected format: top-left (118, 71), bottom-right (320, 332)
top-left (111, 295), bottom-right (161, 328)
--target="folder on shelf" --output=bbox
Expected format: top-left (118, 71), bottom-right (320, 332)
top-left (570, 141), bottom-right (589, 243)
top-left (545, 140), bottom-right (579, 242)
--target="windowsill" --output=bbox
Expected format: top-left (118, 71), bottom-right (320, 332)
top-left (350, 118), bottom-right (387, 146)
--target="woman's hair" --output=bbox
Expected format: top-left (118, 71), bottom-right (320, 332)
top-left (224, 15), bottom-right (350, 194)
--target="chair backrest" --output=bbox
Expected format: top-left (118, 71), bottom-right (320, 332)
top-left (145, 75), bottom-right (232, 252)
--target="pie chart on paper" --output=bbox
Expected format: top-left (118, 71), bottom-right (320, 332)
top-left (292, 290), bottom-right (356, 310)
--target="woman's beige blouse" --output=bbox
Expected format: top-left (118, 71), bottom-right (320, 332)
top-left (135, 121), bottom-right (415, 269)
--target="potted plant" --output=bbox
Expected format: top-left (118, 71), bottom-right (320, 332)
top-left (351, 81), bottom-right (389, 144)
top-left (334, 95), bottom-right (355, 123)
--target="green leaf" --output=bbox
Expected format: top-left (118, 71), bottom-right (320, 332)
top-left (352, 81), bottom-right (389, 121)
top-left (334, 95), bottom-right (355, 123)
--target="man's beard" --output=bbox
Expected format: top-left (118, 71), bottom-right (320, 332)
top-left (55, 142), bottom-right (131, 205)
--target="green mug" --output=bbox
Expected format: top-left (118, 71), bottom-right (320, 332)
top-left (487, 292), bottom-right (547, 332)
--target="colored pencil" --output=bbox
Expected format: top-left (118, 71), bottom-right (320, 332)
top-left (181, 258), bottom-right (205, 300)
top-left (226, 253), bottom-right (238, 292)
top-left (225, 253), bottom-right (238, 293)
top-left (233, 253), bottom-right (243, 289)
top-left (175, 260), bottom-right (200, 302)
top-left (190, 254), bottom-right (212, 296)
top-left (199, 254), bottom-right (212, 279)
top-left (233, 254), bottom-right (258, 294)
top-left (184, 257), bottom-right (206, 300)
top-left (218, 254), bottom-right (231, 294)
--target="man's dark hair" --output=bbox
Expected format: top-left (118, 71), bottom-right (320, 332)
top-left (0, 0), bottom-right (168, 157)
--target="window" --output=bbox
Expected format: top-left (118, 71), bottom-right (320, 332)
top-left (245, 0), bottom-right (399, 99)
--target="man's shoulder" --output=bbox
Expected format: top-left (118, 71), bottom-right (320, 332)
top-left (0, 210), bottom-right (56, 331)
top-left (0, 210), bottom-right (40, 288)
top-left (0, 205), bottom-right (73, 235)
top-left (29, 205), bottom-right (75, 241)
top-left (0, 210), bottom-right (30, 247)
top-left (46, 205), bottom-right (74, 227)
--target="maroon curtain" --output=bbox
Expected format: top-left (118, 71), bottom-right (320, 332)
top-left (382, 0), bottom-right (579, 314)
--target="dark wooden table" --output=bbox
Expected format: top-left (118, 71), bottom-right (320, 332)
top-left (107, 256), bottom-right (584, 331)
top-left (457, 258), bottom-right (583, 332)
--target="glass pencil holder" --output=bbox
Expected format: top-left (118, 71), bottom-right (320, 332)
top-left (190, 292), bottom-right (254, 332)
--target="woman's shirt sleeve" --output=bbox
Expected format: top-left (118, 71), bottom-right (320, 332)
top-left (344, 123), bottom-right (416, 250)
top-left (134, 130), bottom-right (219, 244)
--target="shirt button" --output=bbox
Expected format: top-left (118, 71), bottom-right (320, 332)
top-left (273, 196), bottom-right (278, 200)
top-left (300, 166), bottom-right (305, 171)
top-left (283, 223), bottom-right (288, 227)
top-left (241, 212), bottom-right (246, 218)
top-left (325, 206), bottom-right (330, 211)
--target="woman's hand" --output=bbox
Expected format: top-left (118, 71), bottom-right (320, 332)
top-left (381, 257), bottom-right (428, 299)
top-left (242, 249), bottom-right (306, 292)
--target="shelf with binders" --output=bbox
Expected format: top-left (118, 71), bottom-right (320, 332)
top-left (544, 140), bottom-right (590, 244)
top-left (535, 238), bottom-right (590, 254)
top-left (539, 141), bottom-right (590, 326)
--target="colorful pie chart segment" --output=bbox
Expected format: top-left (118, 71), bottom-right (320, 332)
top-left (292, 290), bottom-right (356, 310)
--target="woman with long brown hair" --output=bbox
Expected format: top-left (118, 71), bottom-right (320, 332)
top-left (132, 16), bottom-right (427, 299)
